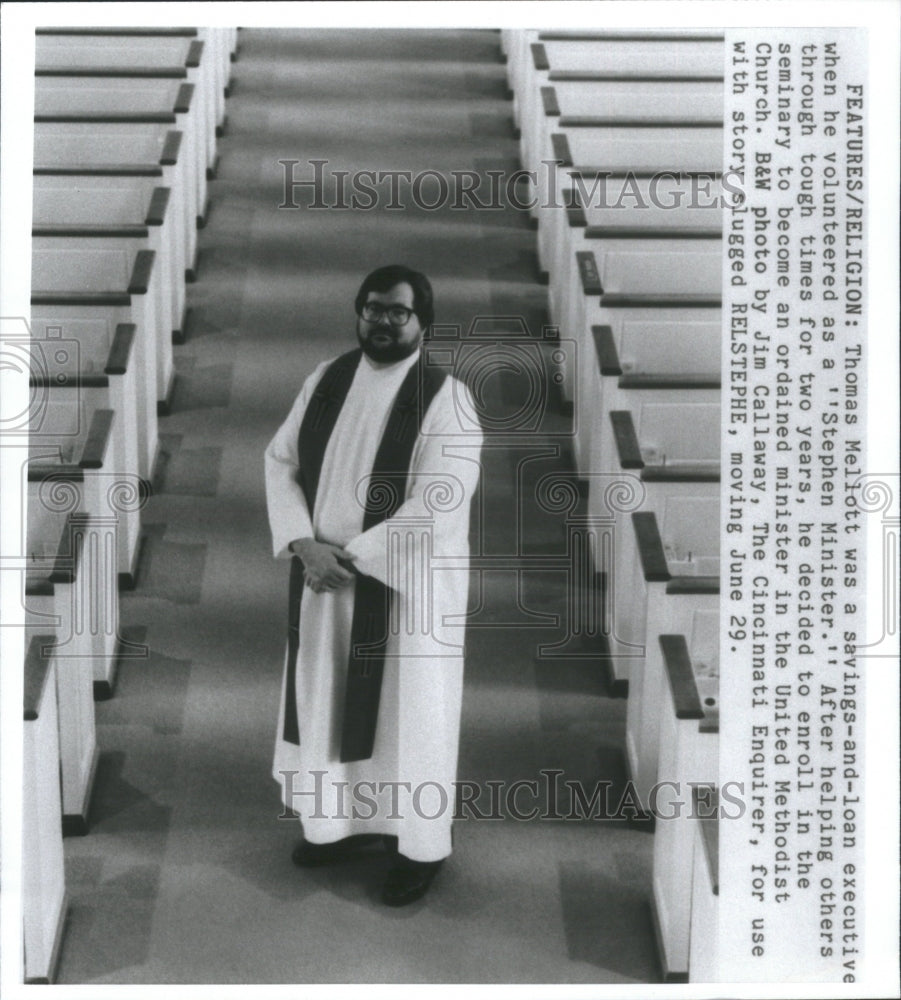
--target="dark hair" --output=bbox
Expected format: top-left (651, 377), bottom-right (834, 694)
top-left (354, 264), bottom-right (434, 329)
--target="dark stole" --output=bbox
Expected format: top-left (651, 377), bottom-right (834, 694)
top-left (283, 347), bottom-right (448, 762)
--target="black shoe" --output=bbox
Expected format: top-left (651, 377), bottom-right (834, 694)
top-left (291, 834), bottom-right (383, 867)
top-left (381, 857), bottom-right (444, 907)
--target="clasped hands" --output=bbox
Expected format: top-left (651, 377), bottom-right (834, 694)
top-left (290, 537), bottom-right (357, 594)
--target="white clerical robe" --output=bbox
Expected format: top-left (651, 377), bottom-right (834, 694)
top-left (265, 349), bottom-right (482, 861)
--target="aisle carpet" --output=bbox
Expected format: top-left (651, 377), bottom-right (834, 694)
top-left (57, 28), bottom-right (658, 985)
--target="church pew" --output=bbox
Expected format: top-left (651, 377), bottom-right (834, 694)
top-left (535, 125), bottom-right (723, 239)
top-left (633, 610), bottom-right (718, 816)
top-left (689, 787), bottom-right (720, 982)
top-left (525, 78), bottom-right (723, 190)
top-left (22, 636), bottom-right (68, 984)
top-left (34, 79), bottom-right (205, 233)
top-left (33, 176), bottom-right (186, 347)
top-left (27, 399), bottom-right (122, 695)
top-left (35, 23), bottom-right (233, 150)
top-left (34, 33), bottom-right (216, 177)
top-left (29, 319), bottom-right (144, 589)
top-left (31, 246), bottom-right (160, 481)
top-left (564, 248), bottom-right (722, 437)
top-left (609, 496), bottom-right (719, 691)
top-left (596, 389), bottom-right (720, 488)
top-left (25, 511), bottom-right (101, 834)
top-left (34, 125), bottom-right (196, 283)
top-left (32, 229), bottom-right (174, 415)
top-left (576, 320), bottom-right (721, 475)
top-left (502, 29), bottom-right (541, 127)
top-left (549, 175), bottom-right (724, 337)
top-left (651, 638), bottom-right (719, 981)
top-left (515, 33), bottom-right (724, 165)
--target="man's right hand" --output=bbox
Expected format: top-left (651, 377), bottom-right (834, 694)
top-left (289, 538), bottom-right (357, 593)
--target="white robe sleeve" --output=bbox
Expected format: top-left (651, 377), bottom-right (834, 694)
top-left (344, 378), bottom-right (482, 591)
top-left (264, 361), bottom-right (330, 559)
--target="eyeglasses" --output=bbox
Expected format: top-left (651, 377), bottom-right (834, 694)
top-left (359, 302), bottom-right (416, 326)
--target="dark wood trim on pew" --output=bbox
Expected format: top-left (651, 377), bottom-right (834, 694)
top-left (531, 42), bottom-right (550, 71)
top-left (592, 325), bottom-right (621, 375)
top-left (51, 513), bottom-right (87, 586)
top-left (107, 323), bottom-right (136, 375)
top-left (599, 292), bottom-right (721, 308)
top-left (541, 86), bottom-right (561, 117)
top-left (565, 194), bottom-right (587, 228)
top-left (576, 251), bottom-right (602, 295)
top-left (161, 130), bottom-right (183, 166)
top-left (146, 187), bottom-right (170, 226)
top-left (659, 634), bottom-right (704, 719)
top-left (665, 576), bottom-right (719, 595)
top-left (34, 165), bottom-right (163, 178)
top-left (693, 786), bottom-right (719, 894)
top-left (32, 291), bottom-right (131, 306)
top-left (30, 372), bottom-right (109, 390)
top-left (550, 133), bottom-right (572, 166)
top-left (81, 408), bottom-right (114, 469)
top-left (33, 225), bottom-right (149, 238)
top-left (610, 411), bottom-right (644, 469)
top-left (549, 71), bottom-right (725, 83)
top-left (174, 83), bottom-right (194, 114)
top-left (632, 511), bottom-right (669, 582)
top-left (619, 373), bottom-right (721, 390)
top-left (37, 27), bottom-right (198, 36)
top-left (642, 464), bottom-right (720, 484)
top-left (36, 67), bottom-right (188, 79)
top-left (128, 249), bottom-right (156, 295)
top-left (558, 116), bottom-right (723, 129)
top-left (24, 635), bottom-right (55, 722)
top-left (36, 111), bottom-right (177, 125)
top-left (186, 39), bottom-right (204, 68)
top-left (537, 31), bottom-right (725, 41)
top-left (584, 226), bottom-right (722, 241)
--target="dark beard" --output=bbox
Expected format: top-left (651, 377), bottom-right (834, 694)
top-left (357, 330), bottom-right (419, 364)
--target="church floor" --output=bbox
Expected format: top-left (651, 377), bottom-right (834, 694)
top-left (56, 28), bottom-right (660, 985)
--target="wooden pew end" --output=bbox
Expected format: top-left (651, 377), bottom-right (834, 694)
top-left (23, 895), bottom-right (69, 985)
top-left (118, 529), bottom-right (148, 592)
top-left (157, 369), bottom-right (178, 417)
top-left (61, 745), bottom-right (100, 837)
top-left (650, 896), bottom-right (689, 983)
top-left (173, 305), bottom-right (193, 345)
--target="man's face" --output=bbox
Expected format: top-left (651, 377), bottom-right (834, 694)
top-left (356, 282), bottom-right (425, 363)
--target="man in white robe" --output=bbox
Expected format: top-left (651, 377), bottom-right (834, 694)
top-left (265, 265), bottom-right (482, 905)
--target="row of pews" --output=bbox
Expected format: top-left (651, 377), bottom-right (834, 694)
top-left (22, 26), bottom-right (238, 984)
top-left (502, 29), bottom-right (724, 982)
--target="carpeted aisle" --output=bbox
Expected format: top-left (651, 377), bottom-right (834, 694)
top-left (57, 29), bottom-right (659, 984)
